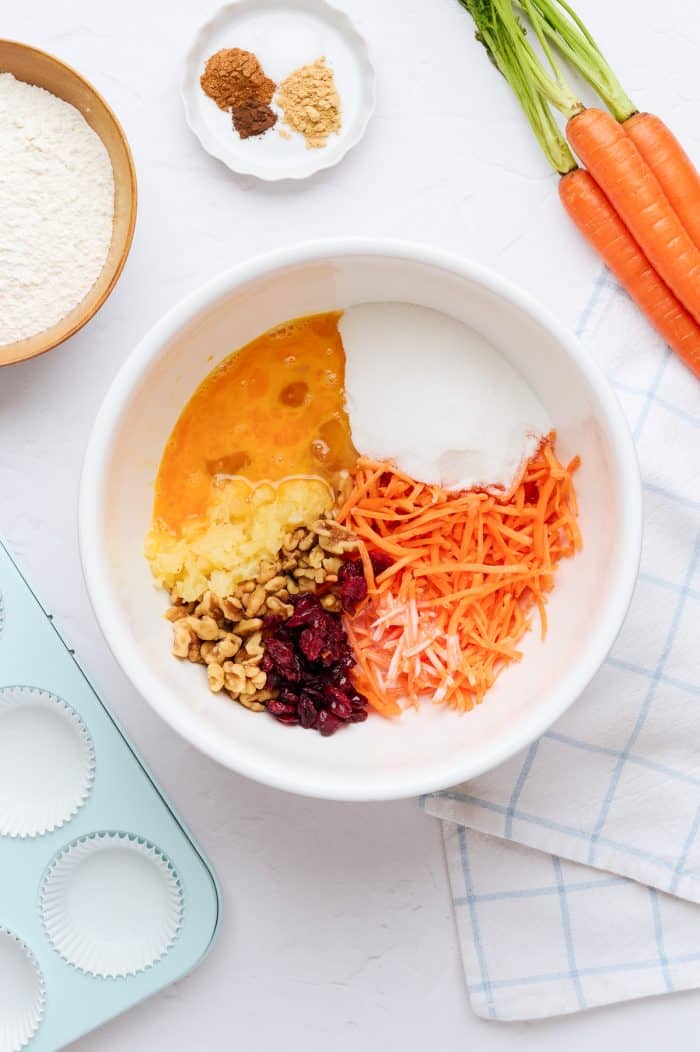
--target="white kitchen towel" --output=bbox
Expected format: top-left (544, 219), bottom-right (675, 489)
top-left (425, 270), bottom-right (700, 1020)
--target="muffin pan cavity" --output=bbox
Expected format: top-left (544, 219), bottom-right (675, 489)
top-left (0, 537), bottom-right (219, 1050)
top-left (0, 687), bottom-right (95, 838)
top-left (41, 833), bottom-right (183, 978)
top-left (0, 929), bottom-right (45, 1052)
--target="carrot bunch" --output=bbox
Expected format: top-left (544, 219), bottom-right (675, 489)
top-left (338, 437), bottom-right (581, 717)
top-left (459, 0), bottom-right (700, 378)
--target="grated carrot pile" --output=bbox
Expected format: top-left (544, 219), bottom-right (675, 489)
top-left (338, 434), bottom-right (581, 718)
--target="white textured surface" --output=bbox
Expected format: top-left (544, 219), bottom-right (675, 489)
top-left (0, 0), bottom-right (698, 1047)
top-left (0, 73), bottom-right (113, 344)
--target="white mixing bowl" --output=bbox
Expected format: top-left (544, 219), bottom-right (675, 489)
top-left (80, 240), bottom-right (641, 801)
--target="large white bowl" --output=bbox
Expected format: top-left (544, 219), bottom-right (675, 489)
top-left (80, 240), bottom-right (641, 801)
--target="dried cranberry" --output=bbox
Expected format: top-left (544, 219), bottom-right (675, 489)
top-left (267, 699), bottom-right (297, 718)
top-left (317, 710), bottom-right (342, 736)
top-left (342, 578), bottom-right (367, 613)
top-left (370, 552), bottom-right (393, 577)
top-left (285, 593), bottom-right (324, 628)
top-left (278, 687), bottom-right (301, 707)
top-left (299, 626), bottom-right (326, 663)
top-left (326, 685), bottom-right (353, 720)
top-left (337, 558), bottom-right (368, 613)
top-left (265, 637), bottom-right (302, 682)
top-left (338, 560), bottom-right (362, 582)
top-left (261, 591), bottom-right (369, 736)
top-left (298, 694), bottom-right (319, 729)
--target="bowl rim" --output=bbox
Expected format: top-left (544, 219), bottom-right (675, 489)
top-left (79, 238), bottom-right (642, 801)
top-left (0, 39), bottom-right (138, 367)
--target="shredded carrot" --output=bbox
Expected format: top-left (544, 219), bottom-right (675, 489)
top-left (338, 434), bottom-right (581, 717)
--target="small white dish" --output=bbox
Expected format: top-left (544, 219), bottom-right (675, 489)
top-left (182, 0), bottom-right (375, 181)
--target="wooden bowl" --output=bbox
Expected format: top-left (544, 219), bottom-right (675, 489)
top-left (0, 41), bottom-right (137, 367)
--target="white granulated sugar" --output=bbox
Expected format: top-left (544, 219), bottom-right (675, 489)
top-left (340, 303), bottom-right (551, 493)
top-left (0, 73), bottom-right (114, 345)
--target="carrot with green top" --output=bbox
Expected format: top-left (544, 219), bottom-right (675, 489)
top-left (521, 0), bottom-right (700, 248)
top-left (456, 0), bottom-right (700, 377)
top-left (511, 0), bottom-right (700, 324)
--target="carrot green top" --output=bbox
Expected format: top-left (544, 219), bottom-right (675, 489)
top-left (456, 0), bottom-right (580, 174)
top-left (517, 0), bottom-right (636, 123)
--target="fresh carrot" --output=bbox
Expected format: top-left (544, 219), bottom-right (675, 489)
top-left (565, 108), bottom-right (700, 324)
top-left (521, 0), bottom-right (700, 250)
top-left (623, 113), bottom-right (700, 250)
top-left (339, 437), bottom-right (581, 716)
top-left (456, 0), bottom-right (700, 377)
top-left (559, 168), bottom-right (700, 378)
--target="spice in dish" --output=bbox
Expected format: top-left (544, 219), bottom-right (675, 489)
top-left (200, 48), bottom-right (277, 139)
top-left (232, 101), bottom-right (277, 139)
top-left (276, 58), bottom-right (341, 148)
top-left (0, 73), bottom-right (114, 346)
top-left (147, 308), bottom-right (581, 735)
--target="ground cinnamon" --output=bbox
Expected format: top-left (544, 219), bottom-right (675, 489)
top-left (200, 48), bottom-right (277, 139)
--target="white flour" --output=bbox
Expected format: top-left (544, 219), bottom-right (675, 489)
top-left (0, 73), bottom-right (114, 345)
top-left (339, 302), bottom-right (551, 492)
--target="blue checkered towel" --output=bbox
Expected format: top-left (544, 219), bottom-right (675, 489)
top-left (425, 271), bottom-right (700, 1020)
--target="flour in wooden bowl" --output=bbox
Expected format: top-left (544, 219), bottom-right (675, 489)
top-left (0, 73), bottom-right (115, 346)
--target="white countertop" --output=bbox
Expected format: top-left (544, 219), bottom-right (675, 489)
top-left (2, 0), bottom-right (699, 1047)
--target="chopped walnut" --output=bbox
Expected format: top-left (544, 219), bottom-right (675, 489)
top-left (297, 531), bottom-right (315, 552)
top-left (266, 595), bottom-right (294, 618)
top-left (172, 620), bottom-right (193, 658)
top-left (244, 585), bottom-right (267, 617)
top-left (184, 615), bottom-right (220, 641)
top-left (220, 596), bottom-right (243, 621)
top-left (256, 559), bottom-right (281, 584)
top-left (167, 515), bottom-right (362, 712)
top-left (236, 617), bottom-right (264, 636)
top-left (313, 519), bottom-right (358, 556)
top-left (187, 642), bottom-right (202, 663)
top-left (207, 663), bottom-right (225, 692)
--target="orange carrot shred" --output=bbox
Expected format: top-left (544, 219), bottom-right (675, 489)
top-left (339, 434), bottom-right (581, 717)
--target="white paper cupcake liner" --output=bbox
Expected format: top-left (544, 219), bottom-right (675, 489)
top-left (0, 928), bottom-right (45, 1052)
top-left (0, 686), bottom-right (95, 838)
top-left (41, 832), bottom-right (183, 978)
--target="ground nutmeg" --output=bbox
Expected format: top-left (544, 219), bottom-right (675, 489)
top-left (200, 47), bottom-right (277, 139)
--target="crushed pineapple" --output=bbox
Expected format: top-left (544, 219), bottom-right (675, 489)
top-left (145, 475), bottom-right (334, 602)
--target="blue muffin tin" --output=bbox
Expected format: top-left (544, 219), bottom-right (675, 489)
top-left (0, 538), bottom-right (220, 1050)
